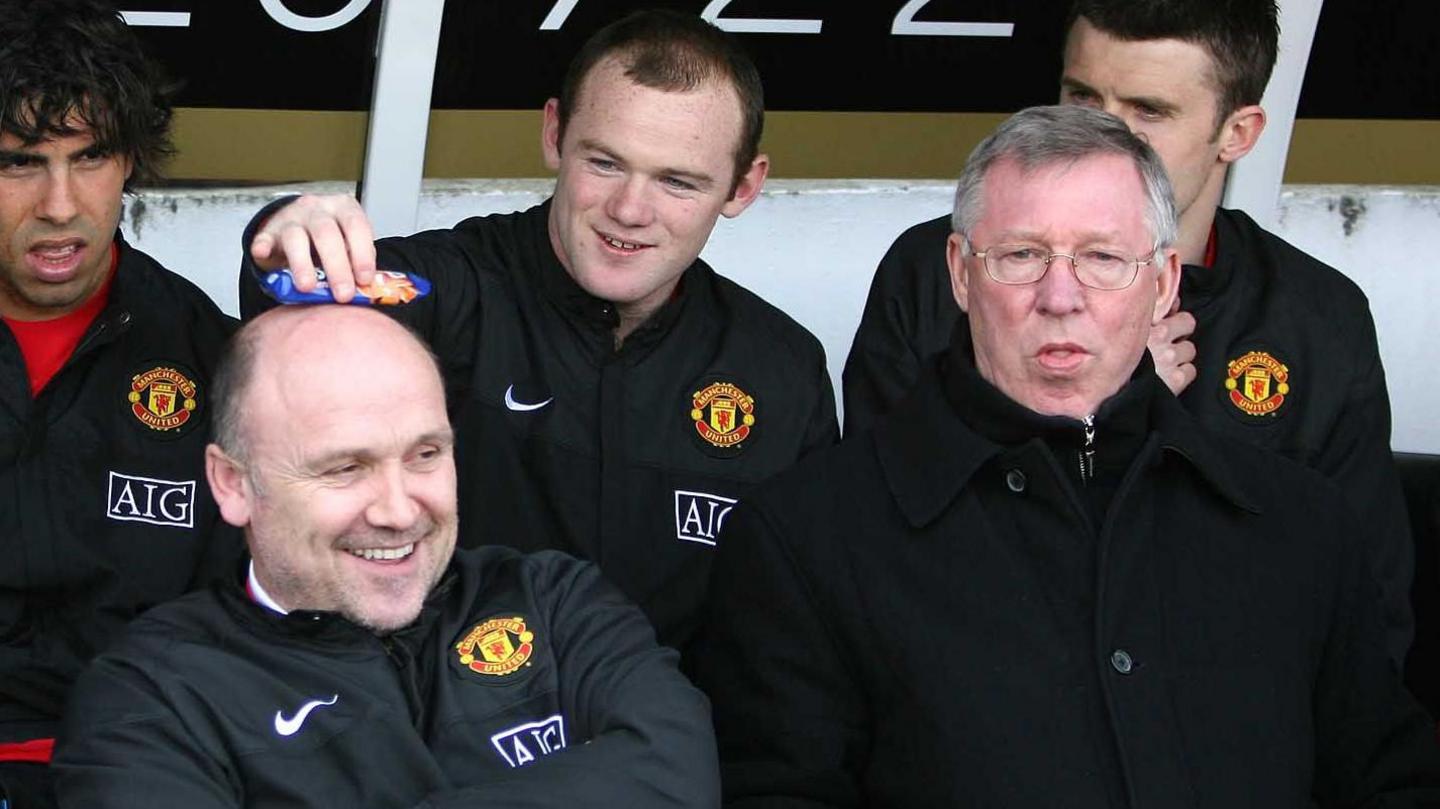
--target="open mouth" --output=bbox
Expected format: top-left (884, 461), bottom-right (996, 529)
top-left (28, 240), bottom-right (86, 279)
top-left (346, 543), bottom-right (416, 562)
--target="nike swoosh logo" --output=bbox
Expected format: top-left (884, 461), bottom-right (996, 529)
top-left (273, 694), bottom-right (338, 737)
top-left (504, 384), bottom-right (553, 412)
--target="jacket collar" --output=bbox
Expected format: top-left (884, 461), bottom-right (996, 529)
top-left (875, 323), bottom-right (1259, 528)
top-left (531, 199), bottom-right (693, 354)
top-left (219, 555), bottom-right (461, 646)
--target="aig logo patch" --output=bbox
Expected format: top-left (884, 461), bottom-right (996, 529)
top-left (674, 490), bottom-right (737, 546)
top-left (106, 472), bottom-right (196, 528)
top-left (490, 715), bottom-right (567, 768)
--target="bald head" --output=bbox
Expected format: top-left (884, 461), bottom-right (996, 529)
top-left (211, 306), bottom-right (443, 463)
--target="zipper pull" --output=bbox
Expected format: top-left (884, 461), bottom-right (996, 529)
top-left (1078, 414), bottom-right (1096, 483)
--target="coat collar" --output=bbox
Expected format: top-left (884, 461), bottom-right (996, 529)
top-left (875, 323), bottom-right (1259, 528)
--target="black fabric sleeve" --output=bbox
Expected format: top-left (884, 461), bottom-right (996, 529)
top-left (236, 197), bottom-right (481, 396)
top-left (53, 656), bottom-right (241, 808)
top-left (841, 216), bottom-right (956, 437)
top-left (416, 554), bottom-right (719, 809)
top-left (1310, 506), bottom-right (1440, 805)
top-left (1314, 312), bottom-right (1413, 668)
top-left (695, 503), bottom-right (869, 809)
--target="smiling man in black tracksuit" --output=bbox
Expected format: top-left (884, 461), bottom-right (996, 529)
top-left (54, 305), bottom-right (717, 808)
top-left (238, 10), bottom-right (836, 659)
top-left (842, 0), bottom-right (1411, 666)
top-left (0, 4), bottom-right (239, 806)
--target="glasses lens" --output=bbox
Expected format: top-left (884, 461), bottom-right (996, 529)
top-left (1074, 249), bottom-right (1138, 290)
top-left (985, 245), bottom-right (1048, 284)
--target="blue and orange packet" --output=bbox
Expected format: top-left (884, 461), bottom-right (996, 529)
top-left (253, 265), bottom-right (432, 306)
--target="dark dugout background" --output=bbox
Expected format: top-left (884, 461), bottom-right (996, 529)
top-left (128, 0), bottom-right (1438, 181)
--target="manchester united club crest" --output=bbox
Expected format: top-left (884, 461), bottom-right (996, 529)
top-left (454, 616), bottom-right (535, 678)
top-left (127, 365), bottom-right (200, 434)
top-left (1224, 350), bottom-right (1290, 416)
top-left (691, 380), bottom-right (756, 451)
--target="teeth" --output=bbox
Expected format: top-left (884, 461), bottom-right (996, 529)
top-left (35, 244), bottom-right (79, 259)
top-left (348, 543), bottom-right (415, 561)
top-left (603, 236), bottom-right (642, 250)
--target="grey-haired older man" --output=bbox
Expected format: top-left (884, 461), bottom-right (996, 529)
top-left (696, 105), bottom-right (1440, 807)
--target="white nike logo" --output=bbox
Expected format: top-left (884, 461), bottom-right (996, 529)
top-left (504, 384), bottom-right (553, 412)
top-left (273, 694), bottom-right (338, 737)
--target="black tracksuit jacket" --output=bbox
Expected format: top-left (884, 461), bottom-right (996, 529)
top-left (0, 236), bottom-right (239, 743)
top-left (54, 547), bottom-right (718, 808)
top-left (841, 208), bottom-right (1413, 664)
top-left (699, 333), bottom-right (1440, 807)
top-left (239, 199), bottom-right (838, 654)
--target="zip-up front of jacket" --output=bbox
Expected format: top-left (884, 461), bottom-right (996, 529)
top-left (0, 236), bottom-right (239, 740)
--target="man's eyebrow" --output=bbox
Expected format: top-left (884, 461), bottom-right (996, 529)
top-left (302, 428), bottom-right (456, 471)
top-left (0, 148), bottom-right (41, 163)
top-left (575, 137), bottom-right (716, 189)
top-left (1059, 76), bottom-right (1098, 96)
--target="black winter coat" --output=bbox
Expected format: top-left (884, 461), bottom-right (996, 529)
top-left (840, 209), bottom-right (1412, 665)
top-left (698, 334), bottom-right (1440, 808)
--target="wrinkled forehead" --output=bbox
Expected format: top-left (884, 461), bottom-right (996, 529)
top-left (974, 155), bottom-right (1150, 243)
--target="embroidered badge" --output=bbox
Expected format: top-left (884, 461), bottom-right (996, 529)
top-left (106, 472), bottom-right (196, 528)
top-left (1223, 350), bottom-right (1290, 416)
top-left (455, 616), bottom-right (535, 677)
top-left (490, 715), bottom-right (567, 768)
top-left (127, 365), bottom-right (200, 434)
top-left (690, 381), bottom-right (755, 451)
top-left (674, 489), bottom-right (737, 546)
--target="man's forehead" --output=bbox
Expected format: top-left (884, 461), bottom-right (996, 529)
top-left (0, 120), bottom-right (101, 151)
top-left (1063, 19), bottom-right (1222, 100)
top-left (976, 156), bottom-right (1148, 237)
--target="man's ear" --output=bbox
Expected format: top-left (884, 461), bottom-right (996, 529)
top-left (206, 444), bottom-right (253, 528)
top-left (1152, 247), bottom-right (1182, 323)
top-left (1216, 104), bottom-right (1266, 165)
top-left (946, 232), bottom-right (971, 313)
top-left (541, 97), bottom-right (563, 172)
top-left (720, 153), bottom-right (769, 218)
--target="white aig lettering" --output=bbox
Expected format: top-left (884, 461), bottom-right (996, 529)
top-left (490, 715), bottom-right (567, 768)
top-left (674, 490), bottom-right (738, 546)
top-left (106, 472), bottom-right (196, 528)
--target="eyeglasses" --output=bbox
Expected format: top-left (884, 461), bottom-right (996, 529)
top-left (970, 243), bottom-right (1155, 291)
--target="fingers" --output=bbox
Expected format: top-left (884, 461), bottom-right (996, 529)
top-left (1152, 309), bottom-right (1197, 344)
top-left (248, 194), bottom-right (376, 303)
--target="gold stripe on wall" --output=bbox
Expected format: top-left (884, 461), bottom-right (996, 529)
top-left (1285, 119), bottom-right (1440, 185)
top-left (168, 109), bottom-right (1440, 185)
top-left (169, 108), bottom-right (368, 182)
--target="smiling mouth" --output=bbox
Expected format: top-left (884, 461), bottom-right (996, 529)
top-left (347, 543), bottom-right (416, 562)
top-left (600, 233), bottom-right (649, 252)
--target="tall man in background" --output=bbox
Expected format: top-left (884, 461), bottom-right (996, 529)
top-left (238, 10), bottom-right (838, 657)
top-left (842, 0), bottom-right (1412, 664)
top-left (0, 1), bottom-right (237, 805)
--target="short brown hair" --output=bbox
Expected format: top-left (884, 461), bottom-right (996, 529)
top-left (555, 9), bottom-right (764, 193)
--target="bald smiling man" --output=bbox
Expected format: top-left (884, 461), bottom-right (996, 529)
top-left (54, 306), bottom-right (718, 809)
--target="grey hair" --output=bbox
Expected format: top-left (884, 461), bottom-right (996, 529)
top-left (950, 105), bottom-right (1177, 253)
